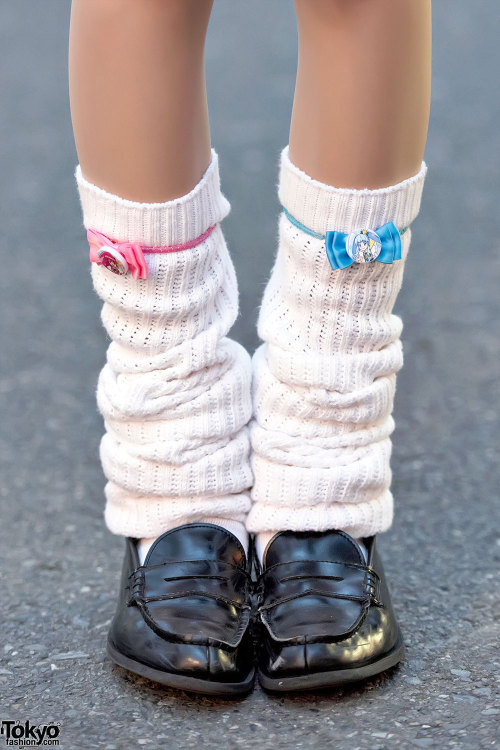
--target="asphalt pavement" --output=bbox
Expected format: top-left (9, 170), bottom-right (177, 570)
top-left (0, 2), bottom-right (499, 749)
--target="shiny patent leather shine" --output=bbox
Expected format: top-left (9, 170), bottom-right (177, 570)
top-left (255, 530), bottom-right (404, 691)
top-left (107, 523), bottom-right (255, 696)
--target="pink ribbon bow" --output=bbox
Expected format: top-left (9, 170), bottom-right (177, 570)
top-left (87, 228), bottom-right (149, 280)
top-left (87, 224), bottom-right (217, 280)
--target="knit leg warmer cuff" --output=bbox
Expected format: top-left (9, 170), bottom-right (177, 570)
top-left (246, 146), bottom-right (427, 538)
top-left (76, 151), bottom-right (252, 543)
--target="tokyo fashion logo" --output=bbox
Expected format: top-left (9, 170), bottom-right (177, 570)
top-left (0, 721), bottom-right (60, 747)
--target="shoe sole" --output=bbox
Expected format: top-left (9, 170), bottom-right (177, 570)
top-left (107, 639), bottom-right (255, 697)
top-left (258, 635), bottom-right (405, 693)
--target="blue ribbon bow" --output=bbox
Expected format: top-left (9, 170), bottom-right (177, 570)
top-left (325, 222), bottom-right (402, 271)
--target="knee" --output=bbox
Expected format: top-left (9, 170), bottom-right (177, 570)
top-left (73, 0), bottom-right (213, 37)
top-left (295, 0), bottom-right (369, 26)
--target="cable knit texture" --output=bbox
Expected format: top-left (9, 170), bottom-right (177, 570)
top-left (247, 146), bottom-right (427, 538)
top-left (76, 150), bottom-right (252, 543)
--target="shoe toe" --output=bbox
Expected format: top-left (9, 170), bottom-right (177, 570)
top-left (207, 632), bottom-right (255, 683)
top-left (259, 639), bottom-right (306, 680)
top-left (109, 608), bottom-right (212, 679)
top-left (259, 613), bottom-right (399, 683)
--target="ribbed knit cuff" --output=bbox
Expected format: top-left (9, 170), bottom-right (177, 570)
top-left (75, 148), bottom-right (230, 246)
top-left (278, 145), bottom-right (427, 234)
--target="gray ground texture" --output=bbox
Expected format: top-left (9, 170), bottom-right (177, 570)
top-left (0, 2), bottom-right (499, 749)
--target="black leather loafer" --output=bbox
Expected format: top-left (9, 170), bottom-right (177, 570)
top-left (255, 530), bottom-right (404, 692)
top-left (107, 523), bottom-right (255, 696)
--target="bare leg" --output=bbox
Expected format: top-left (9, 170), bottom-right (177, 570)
top-left (69, 0), bottom-right (214, 202)
top-left (290, 0), bottom-right (432, 188)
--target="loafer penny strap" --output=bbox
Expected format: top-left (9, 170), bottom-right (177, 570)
top-left (258, 559), bottom-right (381, 644)
top-left (127, 559), bottom-right (252, 650)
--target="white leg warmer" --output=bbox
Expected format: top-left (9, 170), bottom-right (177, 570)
top-left (76, 151), bottom-right (252, 545)
top-left (247, 147), bottom-right (427, 540)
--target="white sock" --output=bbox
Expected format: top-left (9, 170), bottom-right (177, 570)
top-left (247, 146), bottom-right (427, 541)
top-left (75, 150), bottom-right (252, 550)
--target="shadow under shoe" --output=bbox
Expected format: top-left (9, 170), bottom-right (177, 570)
top-left (107, 523), bottom-right (255, 697)
top-left (254, 530), bottom-right (404, 692)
